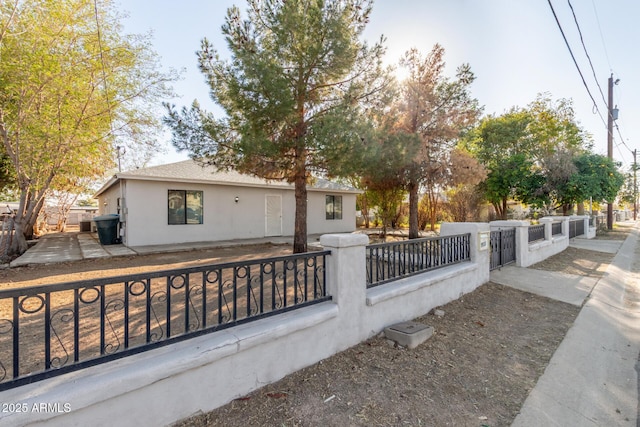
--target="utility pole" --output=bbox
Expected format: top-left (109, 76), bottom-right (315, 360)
top-left (607, 74), bottom-right (615, 230)
top-left (634, 149), bottom-right (638, 221)
top-left (607, 73), bottom-right (620, 230)
top-left (116, 145), bottom-right (125, 172)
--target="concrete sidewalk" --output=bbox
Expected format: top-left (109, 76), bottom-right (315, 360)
top-left (8, 232), bottom-right (324, 267)
top-left (495, 226), bottom-right (640, 426)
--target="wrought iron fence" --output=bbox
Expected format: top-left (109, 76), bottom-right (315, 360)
top-left (0, 251), bottom-right (330, 390)
top-left (569, 219), bottom-right (585, 238)
top-left (366, 234), bottom-right (471, 288)
top-left (528, 224), bottom-right (545, 243)
top-left (490, 228), bottom-right (516, 270)
top-left (552, 222), bottom-right (563, 236)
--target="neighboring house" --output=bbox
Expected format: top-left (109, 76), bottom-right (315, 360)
top-left (94, 160), bottom-right (361, 247)
top-left (43, 205), bottom-right (99, 227)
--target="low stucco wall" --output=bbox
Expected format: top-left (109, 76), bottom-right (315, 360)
top-left (0, 224), bottom-right (490, 427)
top-left (491, 216), bottom-right (591, 268)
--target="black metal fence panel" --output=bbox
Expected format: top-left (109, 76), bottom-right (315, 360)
top-left (528, 224), bottom-right (545, 243)
top-left (366, 234), bottom-right (471, 288)
top-left (552, 222), bottom-right (563, 236)
top-left (0, 251), bottom-right (330, 391)
top-left (569, 219), bottom-right (585, 238)
top-left (490, 228), bottom-right (516, 270)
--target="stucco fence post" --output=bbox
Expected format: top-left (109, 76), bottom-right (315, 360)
top-left (440, 222), bottom-right (490, 278)
top-left (539, 217), bottom-right (554, 241)
top-left (559, 216), bottom-right (570, 236)
top-left (320, 233), bottom-right (370, 344)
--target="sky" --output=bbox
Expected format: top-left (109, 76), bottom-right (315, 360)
top-left (119, 0), bottom-right (640, 171)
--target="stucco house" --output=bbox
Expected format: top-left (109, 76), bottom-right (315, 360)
top-left (94, 160), bottom-right (360, 247)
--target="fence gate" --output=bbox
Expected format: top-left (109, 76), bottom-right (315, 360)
top-left (490, 228), bottom-right (516, 270)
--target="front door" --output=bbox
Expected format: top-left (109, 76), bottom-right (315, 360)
top-left (265, 195), bottom-right (282, 237)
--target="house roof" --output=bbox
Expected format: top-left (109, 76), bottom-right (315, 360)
top-left (94, 159), bottom-right (361, 197)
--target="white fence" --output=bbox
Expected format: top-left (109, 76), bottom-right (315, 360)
top-left (490, 215), bottom-right (593, 268)
top-left (0, 222), bottom-right (490, 427)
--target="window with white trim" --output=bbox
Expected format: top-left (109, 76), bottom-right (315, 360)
top-left (168, 190), bottom-right (203, 224)
top-left (325, 195), bottom-right (342, 220)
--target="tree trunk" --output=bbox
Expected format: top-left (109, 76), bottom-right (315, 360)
top-left (428, 191), bottom-right (438, 232)
top-left (11, 218), bottom-right (29, 255)
top-left (359, 193), bottom-right (370, 229)
top-left (10, 186), bottom-right (47, 255)
top-left (293, 173), bottom-right (307, 254)
top-left (501, 198), bottom-right (508, 220)
top-left (408, 180), bottom-right (419, 239)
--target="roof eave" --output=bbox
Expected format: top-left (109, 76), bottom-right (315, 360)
top-left (100, 173), bottom-right (362, 194)
top-left (93, 175), bottom-right (119, 198)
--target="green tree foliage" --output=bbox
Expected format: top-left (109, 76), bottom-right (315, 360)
top-left (464, 95), bottom-right (596, 218)
top-left (567, 153), bottom-right (624, 206)
top-left (357, 128), bottom-right (417, 236)
top-left (367, 187), bottom-right (405, 237)
top-left (463, 110), bottom-right (535, 219)
top-left (618, 161), bottom-right (638, 210)
top-left (0, 0), bottom-right (175, 254)
top-left (527, 96), bottom-right (590, 212)
top-left (165, 0), bottom-right (389, 253)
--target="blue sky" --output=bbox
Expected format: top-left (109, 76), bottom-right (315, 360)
top-left (120, 0), bottom-right (640, 170)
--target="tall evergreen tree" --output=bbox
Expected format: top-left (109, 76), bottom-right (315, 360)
top-left (165, 0), bottom-right (390, 253)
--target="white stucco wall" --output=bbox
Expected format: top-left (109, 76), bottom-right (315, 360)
top-left (97, 184), bottom-right (120, 217)
top-left (307, 192), bottom-right (357, 235)
top-left (0, 225), bottom-right (489, 427)
top-left (117, 179), bottom-right (357, 247)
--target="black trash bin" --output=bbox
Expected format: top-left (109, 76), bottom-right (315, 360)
top-left (93, 214), bottom-right (120, 245)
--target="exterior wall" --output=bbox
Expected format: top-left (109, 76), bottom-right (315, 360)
top-left (121, 179), bottom-right (357, 247)
top-left (307, 192), bottom-right (357, 235)
top-left (97, 184), bottom-right (120, 217)
top-left (124, 180), bottom-right (293, 246)
top-left (1, 225), bottom-right (488, 427)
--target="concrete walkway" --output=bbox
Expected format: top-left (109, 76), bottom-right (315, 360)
top-left (8, 232), bottom-right (324, 267)
top-left (494, 226), bottom-right (640, 426)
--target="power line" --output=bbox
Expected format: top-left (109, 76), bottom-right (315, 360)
top-left (546, 0), bottom-right (607, 129)
top-left (566, 0), bottom-right (608, 109)
top-left (614, 123), bottom-right (633, 154)
top-left (590, 0), bottom-right (612, 72)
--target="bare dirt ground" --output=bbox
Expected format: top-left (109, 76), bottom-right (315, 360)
top-left (0, 243), bottom-right (294, 290)
top-left (172, 226), bottom-right (632, 427)
top-left (0, 223), bottom-right (631, 426)
top-left (175, 283), bottom-right (578, 427)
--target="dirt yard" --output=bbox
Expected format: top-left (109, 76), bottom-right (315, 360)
top-left (0, 243), bottom-right (294, 290)
top-left (171, 226), bottom-right (631, 427)
top-left (0, 223), bottom-right (631, 426)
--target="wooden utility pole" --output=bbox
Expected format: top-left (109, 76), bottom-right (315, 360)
top-left (607, 74), bottom-right (614, 230)
top-left (634, 149), bottom-right (638, 221)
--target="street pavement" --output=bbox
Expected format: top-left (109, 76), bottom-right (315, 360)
top-left (496, 224), bottom-right (640, 427)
